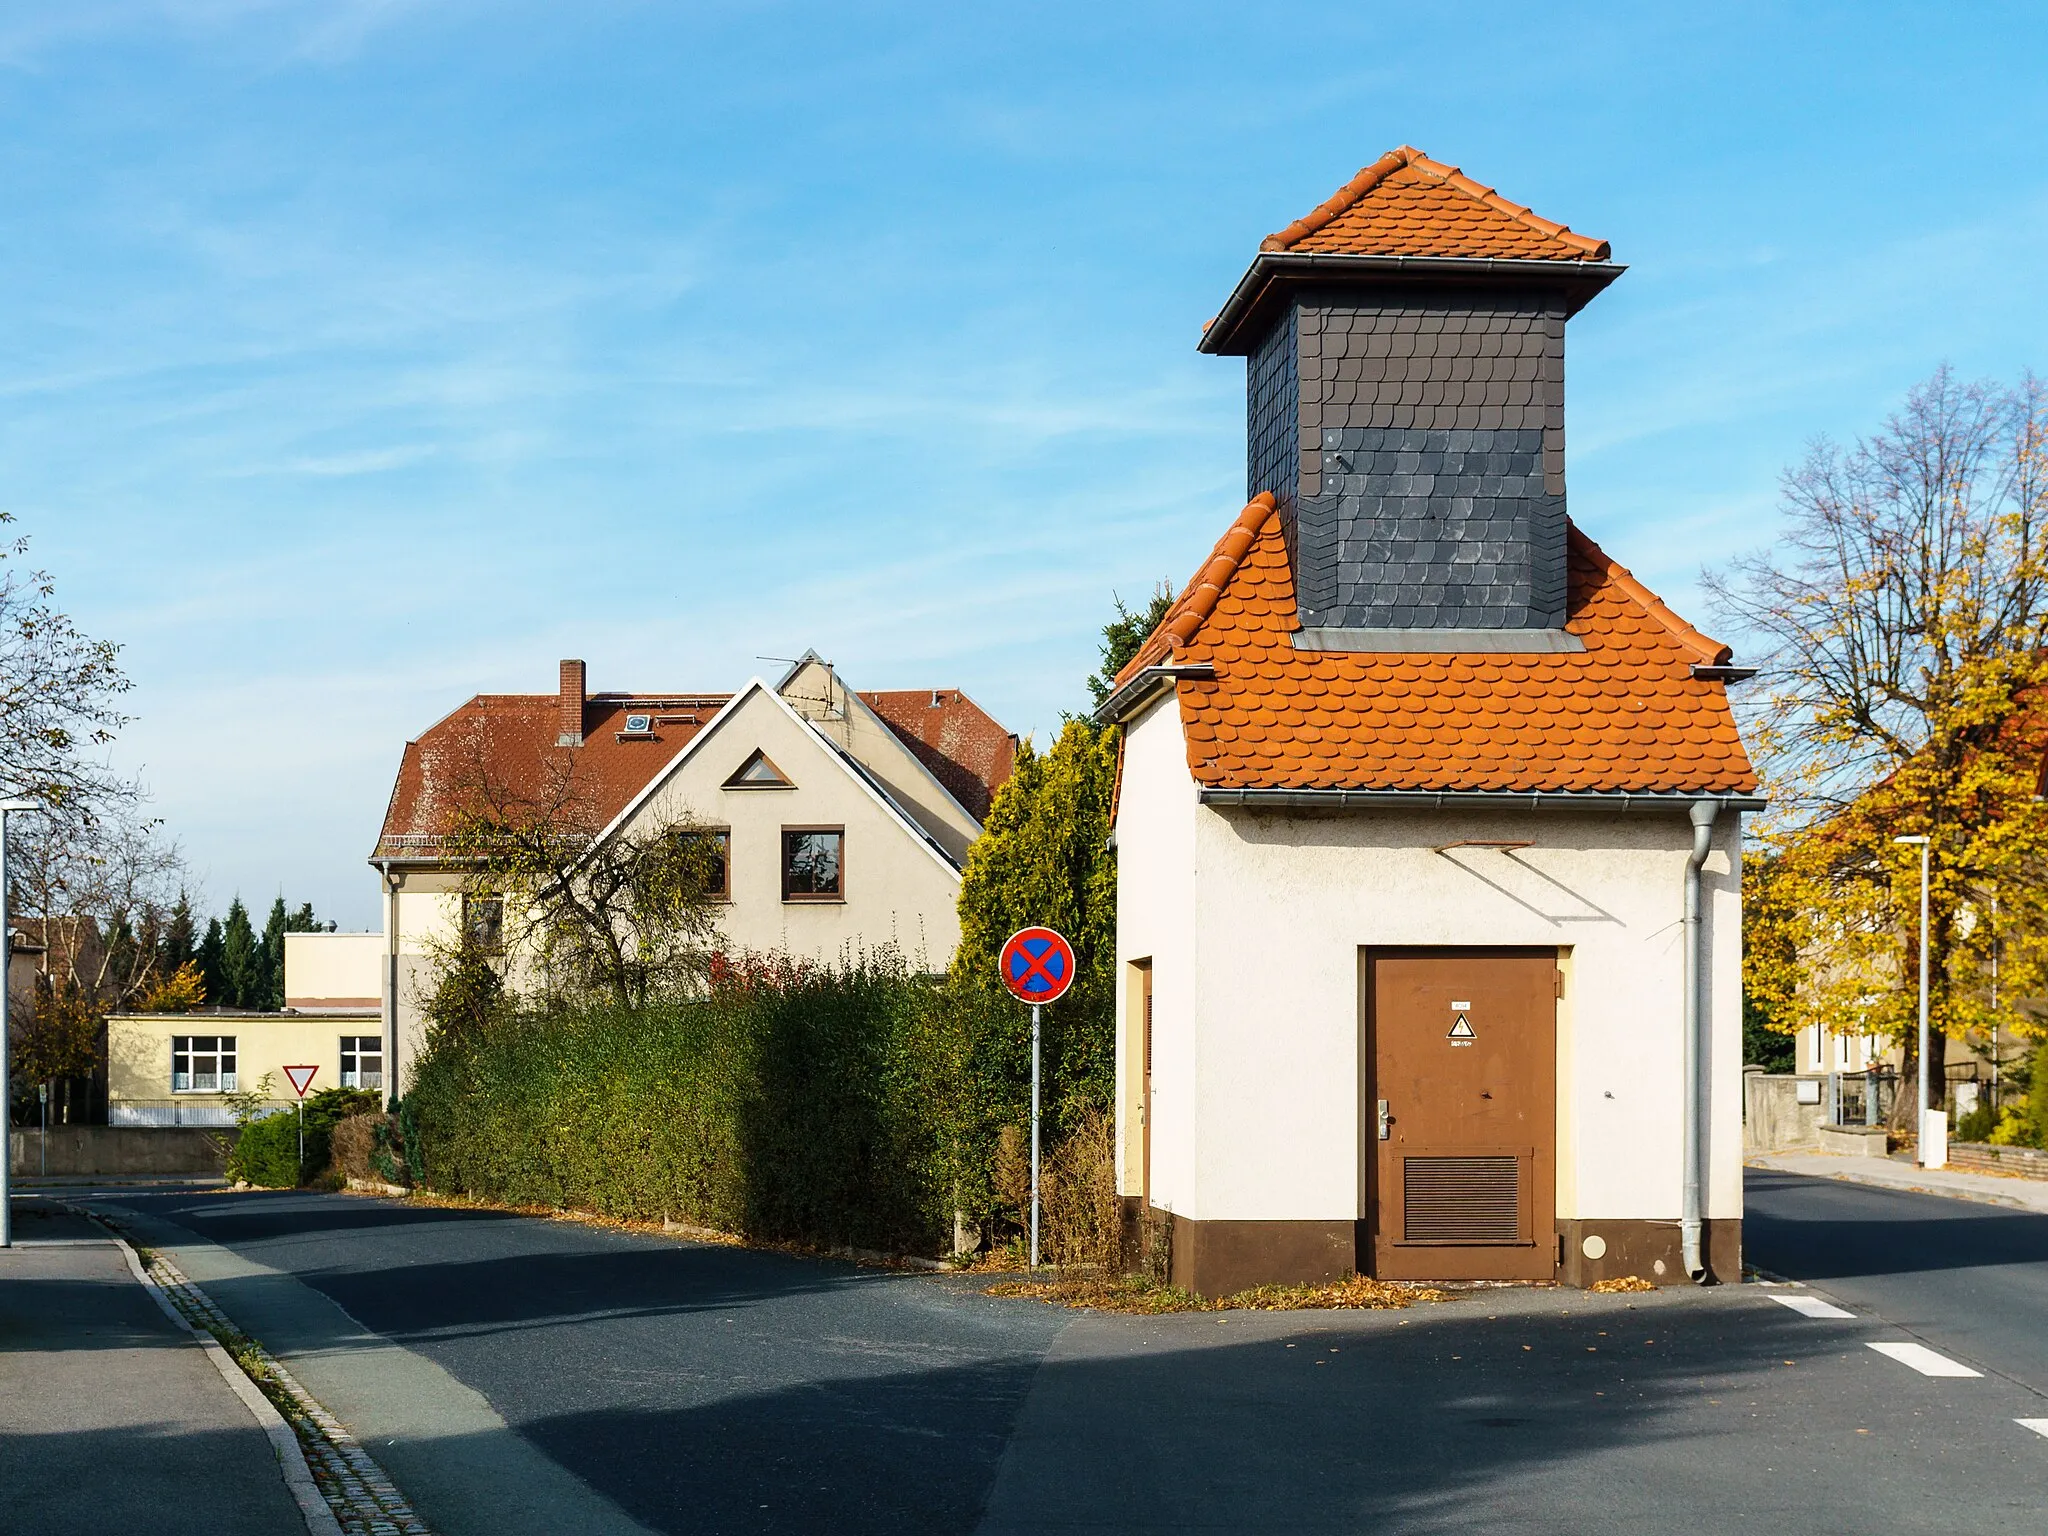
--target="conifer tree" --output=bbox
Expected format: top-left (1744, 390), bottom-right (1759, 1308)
top-left (197, 917), bottom-right (226, 1005)
top-left (158, 894), bottom-right (196, 975)
top-left (219, 899), bottom-right (259, 1009)
top-left (946, 720), bottom-right (1120, 1219)
top-left (257, 896), bottom-right (289, 1010)
top-left (1084, 585), bottom-right (1174, 711)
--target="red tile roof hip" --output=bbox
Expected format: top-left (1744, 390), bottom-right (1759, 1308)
top-left (1109, 498), bottom-right (1756, 799)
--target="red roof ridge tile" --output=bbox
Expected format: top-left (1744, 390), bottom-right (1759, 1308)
top-left (1261, 146), bottom-right (1611, 262)
top-left (1566, 523), bottom-right (1731, 667)
top-left (1112, 493), bottom-right (1279, 689)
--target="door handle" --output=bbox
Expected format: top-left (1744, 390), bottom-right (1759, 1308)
top-left (1377, 1099), bottom-right (1391, 1141)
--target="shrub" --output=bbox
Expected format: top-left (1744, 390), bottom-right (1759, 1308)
top-left (1040, 1106), bottom-right (1121, 1270)
top-left (228, 1110), bottom-right (302, 1188)
top-left (406, 947), bottom-right (965, 1254)
top-left (300, 1086), bottom-right (380, 1177)
top-left (1954, 1099), bottom-right (1998, 1144)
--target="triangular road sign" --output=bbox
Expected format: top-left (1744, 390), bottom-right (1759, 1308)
top-left (283, 1064), bottom-right (319, 1098)
top-left (1448, 1016), bottom-right (1475, 1040)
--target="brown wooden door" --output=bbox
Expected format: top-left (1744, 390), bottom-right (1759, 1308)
top-left (1365, 949), bottom-right (1558, 1281)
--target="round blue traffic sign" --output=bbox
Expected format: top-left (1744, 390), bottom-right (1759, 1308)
top-left (999, 926), bottom-right (1076, 1005)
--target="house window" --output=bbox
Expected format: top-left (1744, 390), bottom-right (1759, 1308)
top-left (686, 829), bottom-right (731, 901)
top-left (463, 894), bottom-right (504, 953)
top-left (172, 1036), bottom-right (237, 1093)
top-left (340, 1036), bottom-right (384, 1091)
top-left (782, 828), bottom-right (844, 901)
top-left (724, 749), bottom-right (794, 789)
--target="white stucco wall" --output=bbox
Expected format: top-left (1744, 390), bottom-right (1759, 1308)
top-left (778, 657), bottom-right (983, 866)
top-left (626, 686), bottom-right (964, 969)
top-left (1111, 693), bottom-right (1200, 1204)
top-left (283, 931), bottom-right (385, 1007)
top-left (1113, 702), bottom-right (1745, 1234)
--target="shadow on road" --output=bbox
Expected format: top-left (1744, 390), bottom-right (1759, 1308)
top-left (1746, 1168), bottom-right (2048, 1281)
top-left (501, 1294), bottom-right (1840, 1536)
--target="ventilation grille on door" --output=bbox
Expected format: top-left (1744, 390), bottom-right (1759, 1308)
top-left (1403, 1156), bottom-right (1521, 1242)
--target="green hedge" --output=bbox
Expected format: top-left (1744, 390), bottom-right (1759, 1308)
top-left (405, 951), bottom-right (967, 1254)
top-left (228, 1111), bottom-right (302, 1188)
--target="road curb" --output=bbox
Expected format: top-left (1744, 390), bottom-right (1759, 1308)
top-left (82, 1206), bottom-right (433, 1536)
top-left (97, 1215), bottom-right (346, 1536)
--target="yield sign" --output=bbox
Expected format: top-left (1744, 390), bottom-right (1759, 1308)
top-left (999, 927), bottom-right (1076, 1005)
top-left (282, 1064), bottom-right (319, 1098)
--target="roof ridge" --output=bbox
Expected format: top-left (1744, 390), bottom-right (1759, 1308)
top-left (1566, 522), bottom-right (1731, 666)
top-left (1112, 493), bottom-right (1279, 690)
top-left (1261, 145), bottom-right (1611, 261)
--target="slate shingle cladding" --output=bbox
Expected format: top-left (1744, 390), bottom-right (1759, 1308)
top-left (1246, 288), bottom-right (1570, 632)
top-left (1245, 308), bottom-right (1300, 574)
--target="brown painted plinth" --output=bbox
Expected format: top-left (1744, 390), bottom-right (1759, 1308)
top-left (1557, 1218), bottom-right (1742, 1287)
top-left (1164, 1213), bottom-right (1355, 1297)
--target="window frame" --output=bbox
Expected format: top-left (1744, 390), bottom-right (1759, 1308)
top-left (688, 827), bottom-right (732, 902)
top-left (462, 892), bottom-right (505, 954)
top-left (780, 825), bottom-right (846, 903)
top-left (340, 1035), bottom-right (385, 1091)
top-left (171, 1035), bottom-right (238, 1094)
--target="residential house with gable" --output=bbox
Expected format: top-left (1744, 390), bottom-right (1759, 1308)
top-left (1097, 148), bottom-right (1762, 1295)
top-left (369, 656), bottom-right (1015, 1090)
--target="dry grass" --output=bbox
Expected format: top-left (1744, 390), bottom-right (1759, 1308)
top-left (1589, 1275), bottom-right (1657, 1293)
top-left (986, 1271), bottom-right (1449, 1314)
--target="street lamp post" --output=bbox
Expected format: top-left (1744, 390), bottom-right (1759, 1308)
top-left (1893, 834), bottom-right (1934, 1167)
top-left (0, 797), bottom-right (43, 1249)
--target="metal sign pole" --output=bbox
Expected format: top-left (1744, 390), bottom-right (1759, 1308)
top-left (1030, 1003), bottom-right (1041, 1270)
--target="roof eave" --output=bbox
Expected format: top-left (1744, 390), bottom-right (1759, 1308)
top-left (1092, 664), bottom-right (1219, 727)
top-left (1200, 252), bottom-right (1628, 356)
top-left (1197, 788), bottom-right (1767, 813)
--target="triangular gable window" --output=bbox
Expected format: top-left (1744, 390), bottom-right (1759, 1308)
top-left (723, 749), bottom-right (794, 790)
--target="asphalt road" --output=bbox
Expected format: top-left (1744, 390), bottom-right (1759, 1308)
top-left (1747, 1164), bottom-right (2048, 1395)
top-left (82, 1178), bottom-right (2048, 1536)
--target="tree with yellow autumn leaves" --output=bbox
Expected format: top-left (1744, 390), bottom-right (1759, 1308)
top-left (1709, 368), bottom-right (2048, 1129)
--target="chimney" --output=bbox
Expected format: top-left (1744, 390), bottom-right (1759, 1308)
top-left (1203, 152), bottom-right (1619, 648)
top-left (557, 659), bottom-right (586, 747)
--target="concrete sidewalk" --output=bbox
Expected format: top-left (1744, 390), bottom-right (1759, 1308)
top-left (0, 1200), bottom-right (308, 1534)
top-left (1749, 1151), bottom-right (2048, 1213)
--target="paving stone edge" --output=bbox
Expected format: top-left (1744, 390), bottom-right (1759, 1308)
top-left (83, 1206), bottom-right (433, 1536)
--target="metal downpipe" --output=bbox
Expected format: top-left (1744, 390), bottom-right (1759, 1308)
top-left (1682, 800), bottom-right (1719, 1283)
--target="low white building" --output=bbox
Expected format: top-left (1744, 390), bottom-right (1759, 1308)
top-left (1097, 147), bottom-right (1761, 1294)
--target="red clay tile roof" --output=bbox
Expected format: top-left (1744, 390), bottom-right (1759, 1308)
top-left (861, 689), bottom-right (1019, 823)
top-left (1114, 497), bottom-right (1756, 796)
top-left (374, 685), bottom-right (1020, 857)
top-left (1263, 146), bottom-right (1610, 263)
top-left (372, 693), bottom-right (733, 856)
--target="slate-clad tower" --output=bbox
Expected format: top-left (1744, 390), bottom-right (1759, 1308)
top-left (1202, 147), bottom-right (1622, 648)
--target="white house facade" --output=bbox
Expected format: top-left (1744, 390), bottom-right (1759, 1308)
top-left (369, 656), bottom-right (1015, 1092)
top-left (1099, 148), bottom-right (1761, 1295)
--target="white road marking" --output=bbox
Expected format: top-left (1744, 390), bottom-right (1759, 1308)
top-left (1769, 1293), bottom-right (1854, 1319)
top-left (2017, 1419), bottom-right (2048, 1439)
top-left (1867, 1342), bottom-right (1982, 1378)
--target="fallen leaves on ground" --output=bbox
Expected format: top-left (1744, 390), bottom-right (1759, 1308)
top-left (984, 1272), bottom-right (1449, 1314)
top-left (1589, 1275), bottom-right (1657, 1293)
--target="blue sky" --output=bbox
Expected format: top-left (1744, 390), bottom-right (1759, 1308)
top-left (7, 1), bottom-right (2047, 929)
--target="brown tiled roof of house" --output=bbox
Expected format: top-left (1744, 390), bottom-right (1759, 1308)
top-left (1262, 146), bottom-right (1610, 263)
top-left (1113, 496), bottom-right (1756, 796)
top-left (372, 693), bottom-right (731, 857)
top-left (861, 689), bottom-right (1019, 823)
top-left (374, 682), bottom-right (1021, 858)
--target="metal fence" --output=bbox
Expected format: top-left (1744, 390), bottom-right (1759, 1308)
top-left (108, 1100), bottom-right (295, 1129)
top-left (1825, 1070), bottom-right (1899, 1128)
